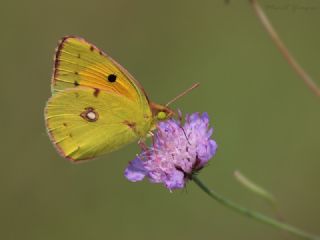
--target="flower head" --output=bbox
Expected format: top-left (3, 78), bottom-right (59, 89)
top-left (125, 112), bottom-right (217, 190)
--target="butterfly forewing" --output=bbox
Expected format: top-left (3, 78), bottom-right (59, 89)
top-left (52, 36), bottom-right (148, 106)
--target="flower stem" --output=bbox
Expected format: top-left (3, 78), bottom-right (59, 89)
top-left (249, 0), bottom-right (320, 97)
top-left (192, 175), bottom-right (319, 240)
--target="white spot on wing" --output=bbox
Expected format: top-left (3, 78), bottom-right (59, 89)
top-left (87, 111), bottom-right (96, 120)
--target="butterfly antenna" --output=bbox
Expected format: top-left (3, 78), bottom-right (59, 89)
top-left (165, 83), bottom-right (200, 107)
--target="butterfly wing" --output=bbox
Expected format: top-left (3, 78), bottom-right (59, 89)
top-left (52, 36), bottom-right (149, 106)
top-left (45, 87), bottom-right (153, 161)
top-left (45, 36), bottom-right (155, 161)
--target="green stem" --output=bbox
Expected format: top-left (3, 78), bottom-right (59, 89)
top-left (192, 175), bottom-right (319, 240)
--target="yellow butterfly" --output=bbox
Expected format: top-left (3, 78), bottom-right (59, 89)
top-left (45, 36), bottom-right (175, 162)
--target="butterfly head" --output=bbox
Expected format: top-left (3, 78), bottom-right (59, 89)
top-left (151, 83), bottom-right (200, 122)
top-left (150, 102), bottom-right (175, 122)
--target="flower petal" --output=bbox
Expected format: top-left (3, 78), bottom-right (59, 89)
top-left (124, 157), bottom-right (147, 182)
top-left (165, 170), bottom-right (185, 190)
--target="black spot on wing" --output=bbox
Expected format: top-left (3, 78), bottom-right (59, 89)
top-left (107, 74), bottom-right (117, 82)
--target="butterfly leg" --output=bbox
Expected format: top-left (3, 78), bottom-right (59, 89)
top-left (138, 138), bottom-right (148, 152)
top-left (147, 131), bottom-right (154, 137)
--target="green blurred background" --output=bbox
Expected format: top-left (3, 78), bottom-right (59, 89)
top-left (1, 0), bottom-right (319, 239)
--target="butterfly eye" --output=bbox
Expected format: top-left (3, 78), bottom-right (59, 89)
top-left (157, 111), bottom-right (167, 120)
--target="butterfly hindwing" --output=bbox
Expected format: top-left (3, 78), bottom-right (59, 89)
top-left (45, 87), bottom-right (153, 161)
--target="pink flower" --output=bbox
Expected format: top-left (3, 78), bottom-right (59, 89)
top-left (125, 112), bottom-right (217, 190)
